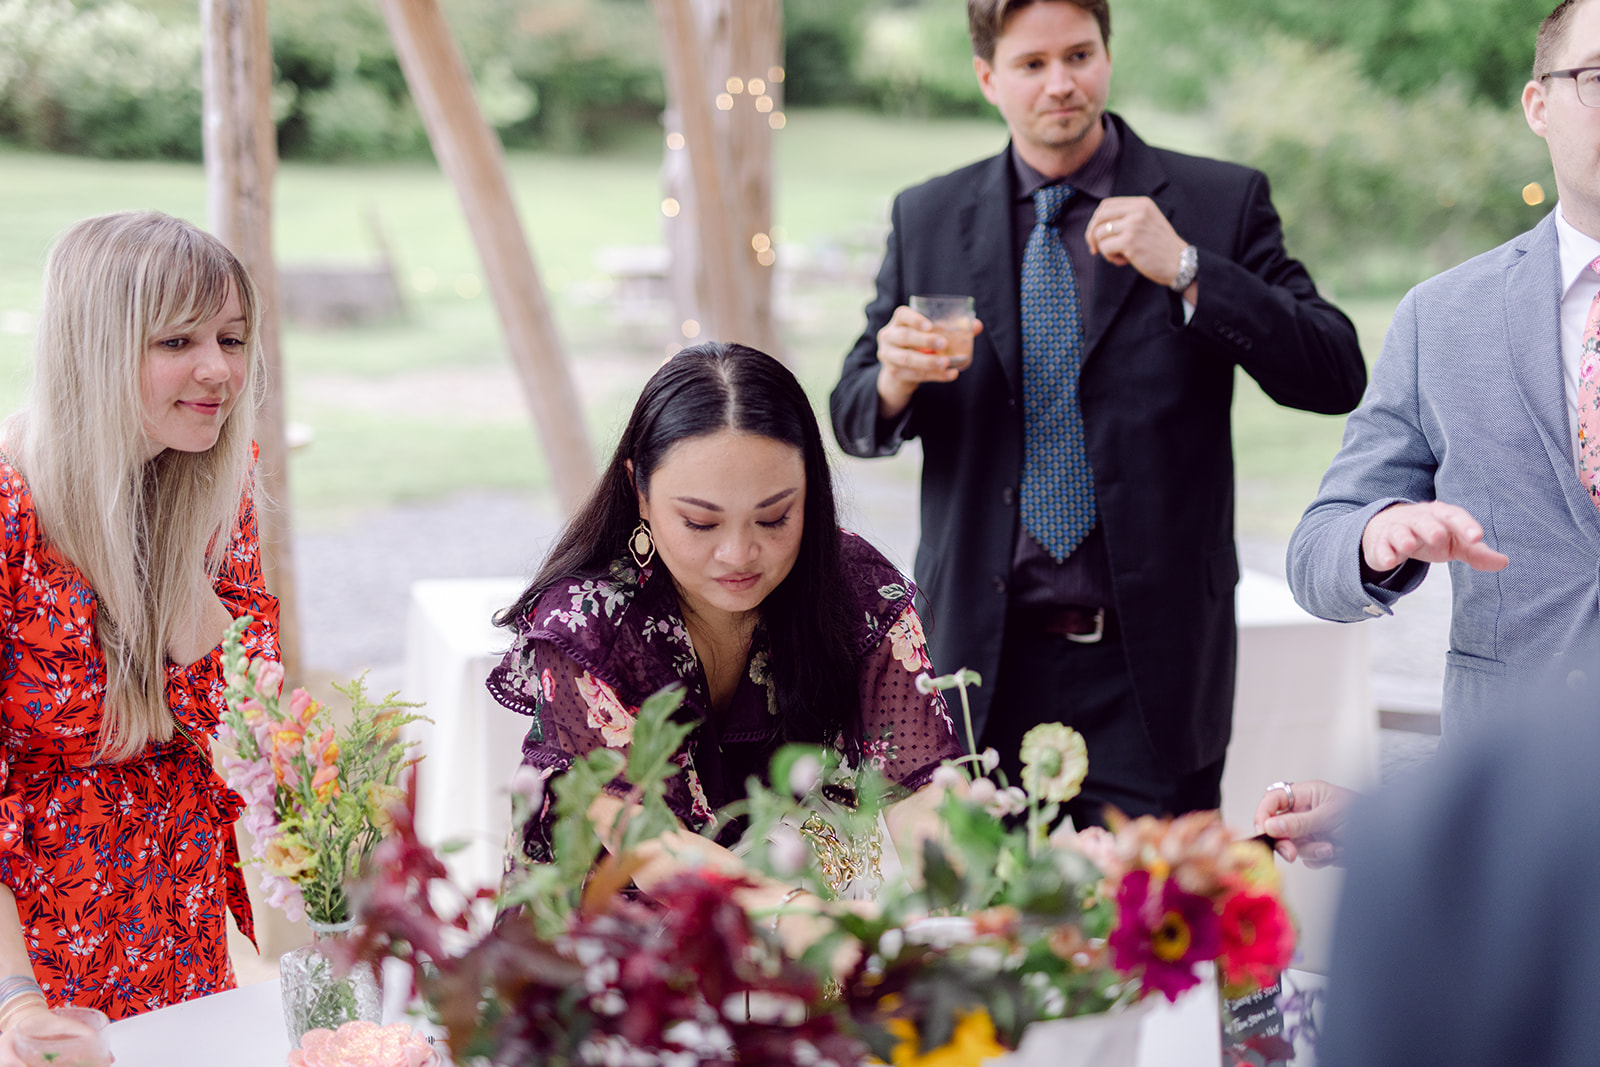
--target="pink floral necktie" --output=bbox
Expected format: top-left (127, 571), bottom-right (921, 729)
top-left (1581, 254), bottom-right (1600, 513)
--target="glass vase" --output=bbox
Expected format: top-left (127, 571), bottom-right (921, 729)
top-left (280, 919), bottom-right (384, 1047)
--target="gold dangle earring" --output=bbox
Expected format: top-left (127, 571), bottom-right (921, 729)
top-left (628, 520), bottom-right (656, 568)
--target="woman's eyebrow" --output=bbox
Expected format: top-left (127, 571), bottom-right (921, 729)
top-left (672, 487), bottom-right (798, 511)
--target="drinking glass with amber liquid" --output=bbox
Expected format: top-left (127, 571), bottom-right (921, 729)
top-left (910, 294), bottom-right (976, 369)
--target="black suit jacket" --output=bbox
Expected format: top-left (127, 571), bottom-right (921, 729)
top-left (829, 114), bottom-right (1365, 773)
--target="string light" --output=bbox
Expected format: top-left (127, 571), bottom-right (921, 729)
top-left (666, 132), bottom-right (685, 150)
top-left (715, 93), bottom-right (734, 110)
top-left (681, 319), bottom-right (701, 339)
top-left (768, 112), bottom-right (786, 129)
top-left (1523, 182), bottom-right (1546, 206)
top-left (757, 248), bottom-right (776, 267)
top-left (768, 65), bottom-right (785, 83)
top-left (751, 233), bottom-right (771, 253)
top-left (726, 76), bottom-right (745, 94)
top-left (755, 96), bottom-right (773, 113)
top-left (748, 78), bottom-right (766, 95)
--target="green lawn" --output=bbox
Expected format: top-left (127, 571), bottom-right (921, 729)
top-left (0, 107), bottom-right (1399, 535)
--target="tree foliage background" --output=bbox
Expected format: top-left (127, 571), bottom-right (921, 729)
top-left (0, 0), bottom-right (1562, 290)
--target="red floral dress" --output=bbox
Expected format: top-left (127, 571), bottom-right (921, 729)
top-left (0, 457), bottom-right (279, 1019)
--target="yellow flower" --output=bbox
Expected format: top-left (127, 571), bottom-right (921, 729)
top-left (885, 1008), bottom-right (1006, 1067)
top-left (262, 834), bottom-right (316, 879)
top-left (1019, 722), bottom-right (1089, 804)
top-left (1225, 838), bottom-right (1282, 894)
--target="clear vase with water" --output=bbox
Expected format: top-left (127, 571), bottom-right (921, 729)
top-left (280, 918), bottom-right (384, 1047)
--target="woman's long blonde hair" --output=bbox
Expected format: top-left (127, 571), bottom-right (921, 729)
top-left (12, 211), bottom-right (264, 760)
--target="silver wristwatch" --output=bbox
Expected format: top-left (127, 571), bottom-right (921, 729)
top-left (1170, 244), bottom-right (1199, 292)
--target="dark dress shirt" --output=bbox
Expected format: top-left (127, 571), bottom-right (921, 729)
top-left (1007, 119), bottom-right (1121, 609)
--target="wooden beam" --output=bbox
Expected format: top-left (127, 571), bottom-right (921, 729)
top-left (727, 0), bottom-right (781, 357)
top-left (200, 0), bottom-right (302, 682)
top-left (654, 0), bottom-right (761, 349)
top-left (200, 0), bottom-right (306, 962)
top-left (379, 0), bottom-right (595, 511)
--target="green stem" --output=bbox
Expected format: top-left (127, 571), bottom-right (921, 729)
top-left (956, 682), bottom-right (979, 782)
top-left (1027, 795), bottom-right (1040, 860)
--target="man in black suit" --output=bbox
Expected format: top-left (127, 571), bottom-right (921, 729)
top-left (829, 0), bottom-right (1366, 822)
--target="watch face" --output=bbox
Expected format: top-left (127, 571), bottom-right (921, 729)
top-left (1171, 245), bottom-right (1199, 292)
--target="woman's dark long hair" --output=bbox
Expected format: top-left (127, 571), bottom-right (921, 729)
top-left (496, 342), bottom-right (860, 754)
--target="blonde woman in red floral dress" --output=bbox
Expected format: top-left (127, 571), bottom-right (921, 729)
top-left (0, 213), bottom-right (279, 1052)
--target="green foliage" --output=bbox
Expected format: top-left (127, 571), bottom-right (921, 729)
top-left (0, 0), bottom-right (204, 158)
top-left (502, 685), bottom-right (692, 938)
top-left (1115, 0), bottom-right (1548, 108)
top-left (856, 2), bottom-right (993, 118)
top-left (269, 0), bottom-right (428, 161)
top-left (297, 75), bottom-right (428, 162)
top-left (494, 0), bottom-right (662, 151)
top-left (783, 0), bottom-right (874, 106)
top-left (1217, 38), bottom-right (1553, 293)
top-left (1227, 0), bottom-right (1549, 106)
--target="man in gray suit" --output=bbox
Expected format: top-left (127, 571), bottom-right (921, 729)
top-left (1290, 0), bottom-right (1600, 729)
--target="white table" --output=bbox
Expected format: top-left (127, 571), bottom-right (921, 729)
top-left (100, 968), bottom-right (1243, 1067)
top-left (104, 961), bottom-right (442, 1066)
top-left (403, 578), bottom-right (529, 890)
top-left (1225, 569), bottom-right (1376, 974)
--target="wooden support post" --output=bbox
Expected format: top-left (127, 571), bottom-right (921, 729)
top-left (200, 0), bottom-right (302, 682)
top-left (654, 0), bottom-right (763, 350)
top-left (727, 0), bottom-right (781, 357)
top-left (379, 0), bottom-right (595, 511)
top-left (200, 0), bottom-right (306, 961)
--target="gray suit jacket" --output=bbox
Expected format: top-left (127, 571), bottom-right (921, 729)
top-left (1289, 211), bottom-right (1600, 731)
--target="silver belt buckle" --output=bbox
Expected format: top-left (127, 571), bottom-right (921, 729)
top-left (1065, 607), bottom-right (1105, 644)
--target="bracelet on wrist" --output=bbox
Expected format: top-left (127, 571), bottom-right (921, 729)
top-left (0, 990), bottom-right (47, 1032)
top-left (770, 887), bottom-right (808, 933)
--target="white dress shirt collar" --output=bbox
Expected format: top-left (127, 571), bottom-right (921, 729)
top-left (1556, 203), bottom-right (1600, 296)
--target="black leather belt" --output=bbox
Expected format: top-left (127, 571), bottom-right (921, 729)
top-left (1013, 605), bottom-right (1112, 644)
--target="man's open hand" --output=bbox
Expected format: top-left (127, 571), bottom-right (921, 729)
top-left (1361, 501), bottom-right (1509, 573)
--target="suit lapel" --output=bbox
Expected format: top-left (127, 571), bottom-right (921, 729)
top-left (1503, 215), bottom-right (1600, 548)
top-left (963, 151), bottom-right (1023, 399)
top-left (1085, 117), bottom-right (1172, 361)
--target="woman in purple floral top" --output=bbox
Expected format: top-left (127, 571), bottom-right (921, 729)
top-left (487, 343), bottom-right (961, 925)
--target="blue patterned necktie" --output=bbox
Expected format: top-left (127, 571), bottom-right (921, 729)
top-left (1020, 183), bottom-right (1096, 562)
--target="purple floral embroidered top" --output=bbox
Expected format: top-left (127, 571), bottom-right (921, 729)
top-left (485, 530), bottom-right (962, 853)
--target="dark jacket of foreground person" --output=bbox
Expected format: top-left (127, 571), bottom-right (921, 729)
top-left (1320, 678), bottom-right (1600, 1066)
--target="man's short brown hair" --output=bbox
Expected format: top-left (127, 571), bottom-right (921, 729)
top-left (1534, 0), bottom-right (1596, 77)
top-left (967, 0), bottom-right (1111, 63)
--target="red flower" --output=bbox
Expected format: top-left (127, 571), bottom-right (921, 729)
top-left (1108, 869), bottom-right (1221, 1001)
top-left (1218, 891), bottom-right (1294, 991)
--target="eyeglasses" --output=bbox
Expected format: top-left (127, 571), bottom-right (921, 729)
top-left (1542, 66), bottom-right (1600, 107)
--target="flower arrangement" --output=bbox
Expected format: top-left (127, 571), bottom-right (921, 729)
top-left (217, 615), bottom-right (424, 925)
top-left (347, 674), bottom-right (1294, 1067)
